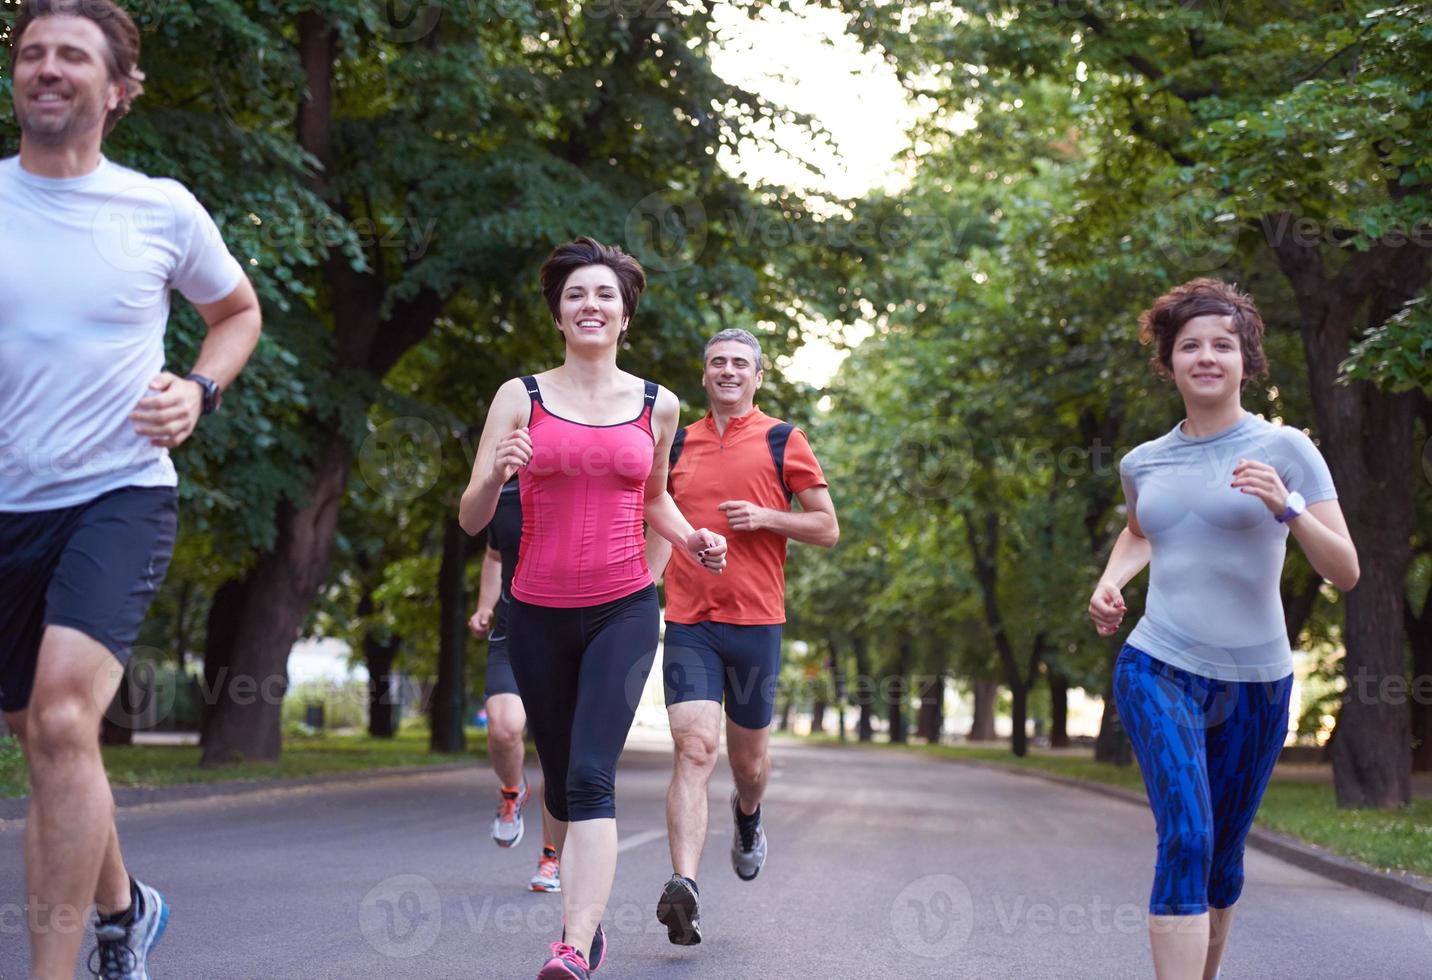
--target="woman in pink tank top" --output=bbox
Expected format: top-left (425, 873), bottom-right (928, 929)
top-left (460, 237), bottom-right (726, 980)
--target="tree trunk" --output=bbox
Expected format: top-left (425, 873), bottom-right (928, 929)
top-left (430, 519), bottom-right (470, 754)
top-left (830, 646), bottom-right (848, 743)
top-left (969, 680), bottom-right (997, 741)
top-left (1094, 639), bottom-right (1132, 765)
top-left (810, 698), bottom-right (827, 736)
top-left (1049, 670), bottom-right (1070, 749)
top-left (196, 15), bottom-right (449, 763)
top-left (916, 673), bottom-right (944, 743)
top-left (1408, 583), bottom-right (1432, 772)
top-left (962, 510), bottom-right (1043, 757)
top-left (887, 638), bottom-right (912, 744)
top-left (1271, 228), bottom-right (1427, 807)
top-left (777, 698), bottom-right (792, 733)
top-left (100, 664), bottom-right (137, 746)
top-left (200, 435), bottom-right (353, 764)
top-left (853, 634), bottom-right (875, 742)
top-left (365, 640), bottom-right (400, 740)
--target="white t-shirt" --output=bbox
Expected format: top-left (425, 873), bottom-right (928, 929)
top-left (0, 155), bottom-right (245, 511)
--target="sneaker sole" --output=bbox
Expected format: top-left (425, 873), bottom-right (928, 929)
top-left (655, 888), bottom-right (701, 946)
top-left (530, 881), bottom-right (561, 893)
top-left (537, 962), bottom-right (587, 980)
top-left (492, 823), bottom-right (525, 849)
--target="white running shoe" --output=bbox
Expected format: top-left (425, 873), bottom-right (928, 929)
top-left (492, 780), bottom-right (530, 848)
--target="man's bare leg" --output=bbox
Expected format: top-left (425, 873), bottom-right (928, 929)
top-left (665, 701), bottom-right (721, 879)
top-left (23, 626), bottom-right (124, 980)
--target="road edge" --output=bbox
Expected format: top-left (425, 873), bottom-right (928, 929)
top-left (0, 761), bottom-right (480, 822)
top-left (941, 755), bottom-right (1432, 914)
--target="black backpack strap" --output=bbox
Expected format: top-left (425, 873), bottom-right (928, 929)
top-left (767, 423), bottom-right (795, 503)
top-left (520, 375), bottom-right (543, 403)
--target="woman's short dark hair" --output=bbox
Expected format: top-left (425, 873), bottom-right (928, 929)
top-left (1137, 278), bottom-right (1268, 384)
top-left (11, 0), bottom-right (146, 136)
top-left (539, 237), bottom-right (646, 345)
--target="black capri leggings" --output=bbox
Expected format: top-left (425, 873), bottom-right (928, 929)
top-left (508, 584), bottom-right (659, 822)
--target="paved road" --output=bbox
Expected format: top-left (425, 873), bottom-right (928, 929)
top-left (2, 740), bottom-right (1429, 979)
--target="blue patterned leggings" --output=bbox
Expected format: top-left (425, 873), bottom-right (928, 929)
top-left (1114, 645), bottom-right (1292, 915)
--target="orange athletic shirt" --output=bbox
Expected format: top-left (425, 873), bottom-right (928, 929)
top-left (663, 407), bottom-right (827, 625)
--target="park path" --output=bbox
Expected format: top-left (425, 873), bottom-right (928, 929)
top-left (1, 739), bottom-right (1428, 978)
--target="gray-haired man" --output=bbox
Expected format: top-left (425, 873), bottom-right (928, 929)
top-left (646, 329), bottom-right (839, 945)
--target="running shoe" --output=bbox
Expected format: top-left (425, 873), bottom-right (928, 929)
top-left (560, 923), bottom-right (606, 972)
top-left (655, 873), bottom-right (702, 945)
top-left (87, 878), bottom-right (168, 980)
top-left (730, 790), bottom-right (768, 881)
top-left (537, 942), bottom-right (590, 979)
top-left (531, 847), bottom-right (561, 892)
top-left (492, 780), bottom-right (530, 848)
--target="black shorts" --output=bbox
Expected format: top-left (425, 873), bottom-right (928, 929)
top-left (662, 620), bottom-right (784, 730)
top-left (0, 486), bottom-right (178, 713)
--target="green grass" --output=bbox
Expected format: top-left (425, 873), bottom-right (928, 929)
top-left (785, 735), bottom-right (1432, 880)
top-left (0, 728), bottom-right (488, 801)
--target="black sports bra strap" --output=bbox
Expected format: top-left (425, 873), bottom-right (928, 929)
top-left (521, 376), bottom-right (543, 403)
top-left (643, 380), bottom-right (659, 406)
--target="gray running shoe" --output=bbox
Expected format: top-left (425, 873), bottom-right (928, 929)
top-left (88, 879), bottom-right (168, 980)
top-left (730, 791), bottom-right (767, 881)
top-left (655, 874), bottom-right (702, 945)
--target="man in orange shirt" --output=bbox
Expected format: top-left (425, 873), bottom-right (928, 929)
top-left (647, 329), bottom-right (839, 946)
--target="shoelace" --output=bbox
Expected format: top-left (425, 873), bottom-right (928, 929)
top-left (539, 856), bottom-right (560, 878)
top-left (498, 783), bottom-right (526, 822)
top-left (736, 812), bottom-right (758, 852)
top-left (549, 941), bottom-right (588, 968)
top-left (88, 923), bottom-right (138, 980)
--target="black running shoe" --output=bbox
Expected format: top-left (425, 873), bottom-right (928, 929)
top-left (655, 874), bottom-right (702, 946)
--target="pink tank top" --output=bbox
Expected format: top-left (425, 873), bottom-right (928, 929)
top-left (510, 375), bottom-right (657, 607)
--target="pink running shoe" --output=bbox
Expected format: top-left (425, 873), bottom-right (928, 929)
top-left (537, 942), bottom-right (590, 979)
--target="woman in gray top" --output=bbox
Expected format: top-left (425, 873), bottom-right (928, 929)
top-left (1088, 278), bottom-right (1358, 980)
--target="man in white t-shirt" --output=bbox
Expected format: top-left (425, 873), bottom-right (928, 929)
top-left (1, 4), bottom-right (261, 978)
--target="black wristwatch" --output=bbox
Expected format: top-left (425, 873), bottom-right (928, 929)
top-left (186, 373), bottom-right (222, 415)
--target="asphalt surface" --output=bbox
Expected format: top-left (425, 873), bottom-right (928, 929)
top-left (2, 739), bottom-right (1429, 979)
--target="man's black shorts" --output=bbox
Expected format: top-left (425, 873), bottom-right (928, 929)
top-left (0, 486), bottom-right (178, 713)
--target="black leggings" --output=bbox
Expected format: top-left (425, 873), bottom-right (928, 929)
top-left (508, 584), bottom-right (659, 822)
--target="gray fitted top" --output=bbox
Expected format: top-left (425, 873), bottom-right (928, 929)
top-left (1122, 413), bottom-right (1337, 682)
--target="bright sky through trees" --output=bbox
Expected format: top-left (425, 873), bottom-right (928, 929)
top-left (707, 1), bottom-right (917, 387)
